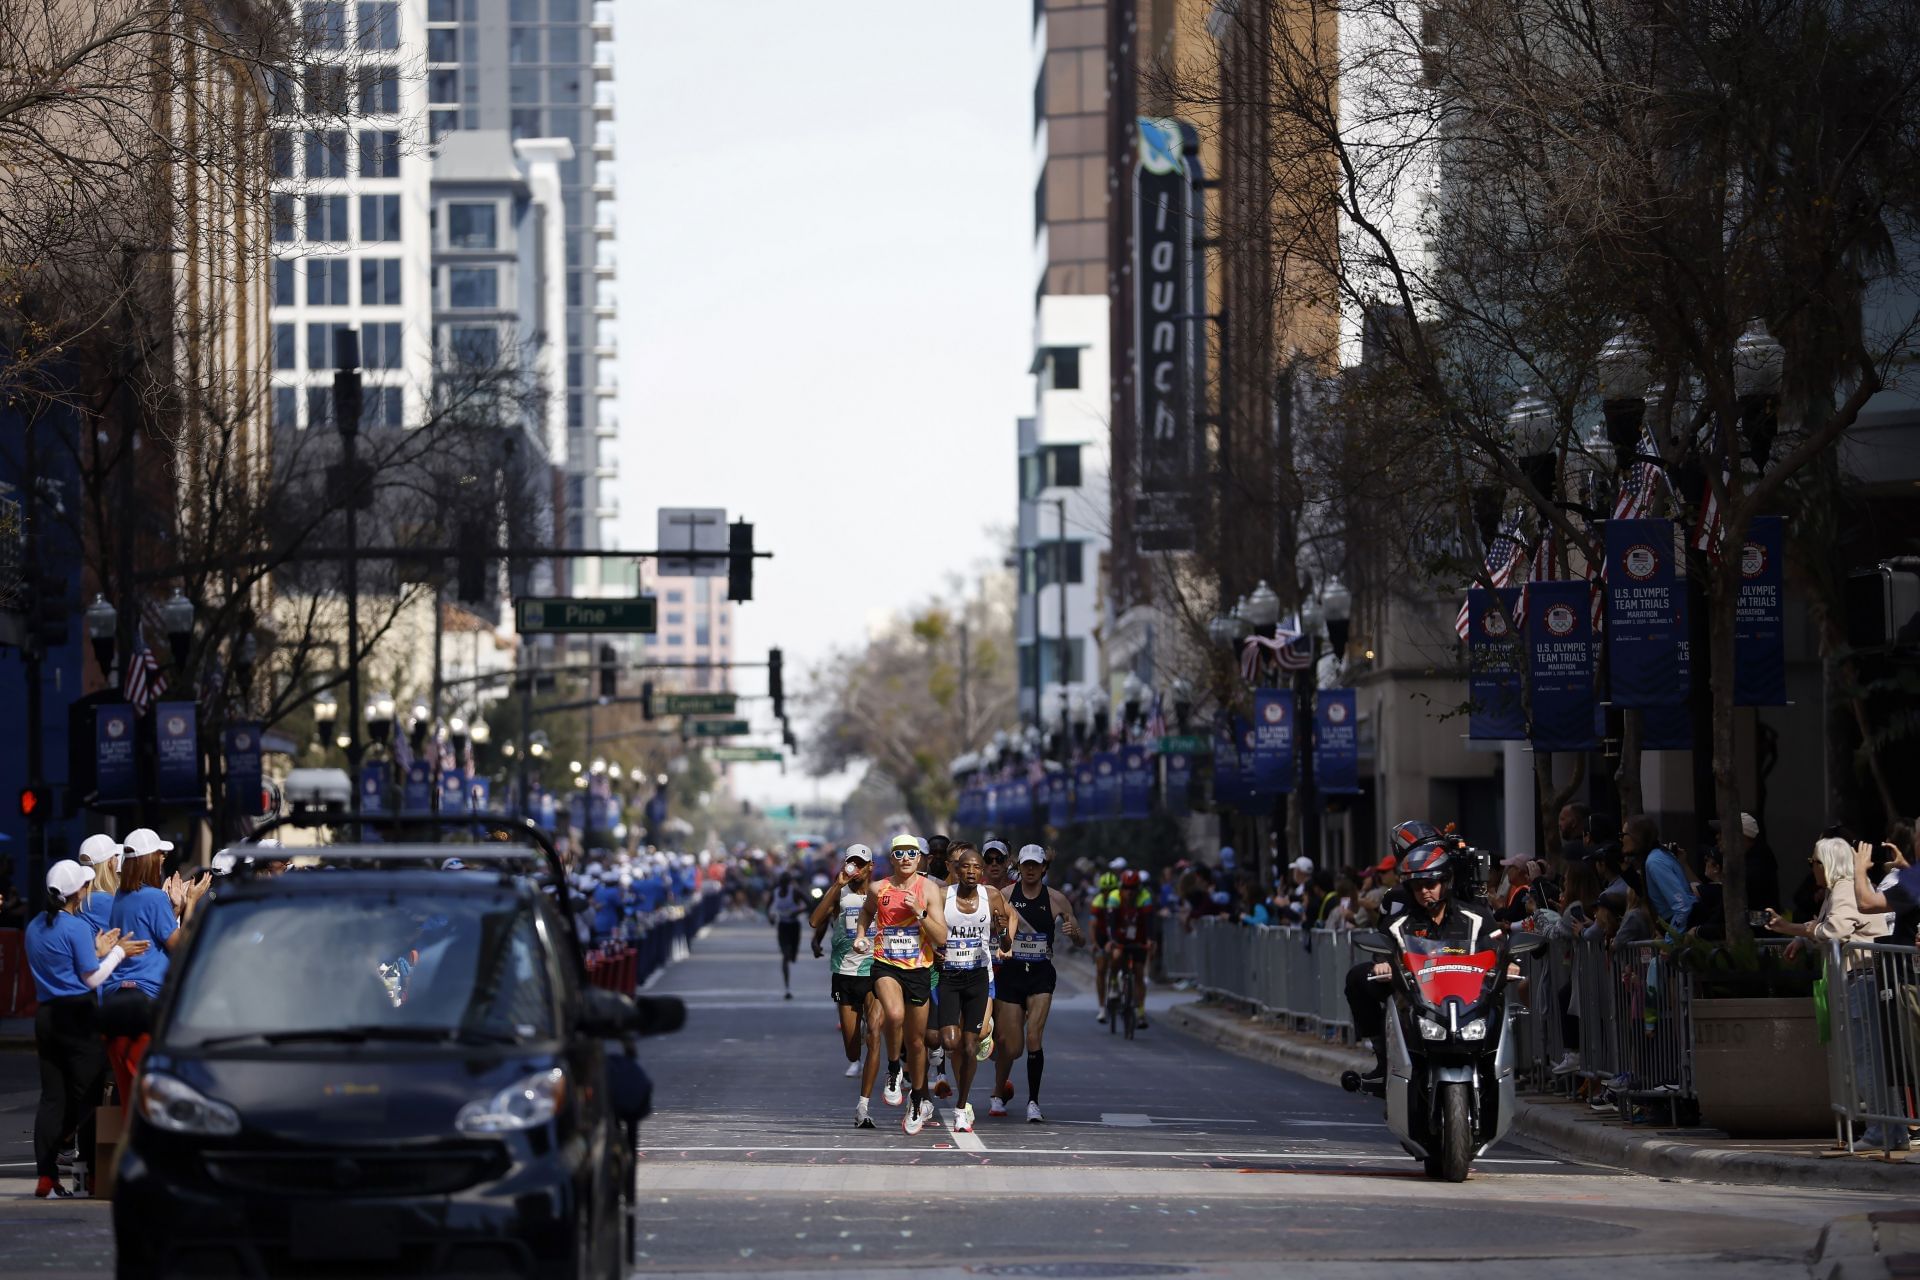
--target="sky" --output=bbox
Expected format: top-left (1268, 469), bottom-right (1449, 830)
top-left (617, 3), bottom-right (1038, 803)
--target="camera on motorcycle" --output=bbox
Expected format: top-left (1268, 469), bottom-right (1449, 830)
top-left (1350, 930), bottom-right (1395, 957)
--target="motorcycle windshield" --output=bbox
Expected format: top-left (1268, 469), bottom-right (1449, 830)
top-left (1398, 936), bottom-right (1496, 1009)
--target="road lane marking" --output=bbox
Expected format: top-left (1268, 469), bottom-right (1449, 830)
top-left (635, 1145), bottom-right (1560, 1165)
top-left (942, 1111), bottom-right (986, 1153)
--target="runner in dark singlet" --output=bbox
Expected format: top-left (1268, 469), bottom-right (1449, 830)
top-left (987, 844), bottom-right (1084, 1122)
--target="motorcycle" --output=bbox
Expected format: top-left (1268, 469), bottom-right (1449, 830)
top-left (1340, 927), bottom-right (1544, 1181)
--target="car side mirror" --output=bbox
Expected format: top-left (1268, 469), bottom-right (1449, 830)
top-left (1507, 933), bottom-right (1547, 957)
top-left (1350, 930), bottom-right (1394, 957)
top-left (579, 987), bottom-right (640, 1038)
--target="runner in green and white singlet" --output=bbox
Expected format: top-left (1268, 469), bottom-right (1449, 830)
top-left (809, 844), bottom-right (883, 1128)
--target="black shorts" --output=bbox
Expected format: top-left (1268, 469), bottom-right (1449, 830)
top-left (831, 972), bottom-right (875, 1007)
top-left (995, 959), bottom-right (1057, 1007)
top-left (776, 920), bottom-right (801, 962)
top-left (935, 966), bottom-right (990, 1029)
top-left (871, 962), bottom-right (932, 1007)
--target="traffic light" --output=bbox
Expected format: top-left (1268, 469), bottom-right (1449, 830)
top-left (640, 679), bottom-right (654, 720)
top-left (769, 646), bottom-right (784, 719)
top-left (18, 782), bottom-right (50, 823)
top-left (728, 519), bottom-right (754, 603)
top-left (456, 515), bottom-right (491, 604)
top-left (598, 643), bottom-right (617, 699)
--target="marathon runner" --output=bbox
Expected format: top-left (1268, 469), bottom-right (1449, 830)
top-left (1103, 870), bottom-right (1156, 1029)
top-left (988, 844), bottom-right (1084, 1122)
top-left (935, 843), bottom-right (1017, 1133)
top-left (981, 839), bottom-right (1013, 892)
top-left (1089, 869), bottom-right (1119, 1022)
top-left (767, 872), bottom-right (808, 1000)
top-left (808, 844), bottom-right (883, 1127)
top-left (854, 834), bottom-right (948, 1135)
top-left (922, 834), bottom-right (952, 1098)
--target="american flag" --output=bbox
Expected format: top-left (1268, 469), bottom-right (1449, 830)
top-left (1145, 693), bottom-right (1167, 741)
top-left (1454, 518), bottom-right (1528, 640)
top-left (1693, 469), bottom-right (1727, 564)
top-left (1516, 530), bottom-right (1555, 625)
top-left (1273, 616), bottom-right (1314, 671)
top-left (125, 626), bottom-right (165, 716)
top-left (1611, 426), bottom-right (1666, 521)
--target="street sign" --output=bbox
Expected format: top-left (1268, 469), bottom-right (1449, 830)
top-left (515, 596), bottom-right (657, 634)
top-left (689, 718), bottom-right (750, 738)
top-left (1157, 734), bottom-right (1212, 755)
top-left (710, 746), bottom-right (783, 763)
top-left (658, 507), bottom-right (727, 578)
top-left (664, 692), bottom-right (737, 716)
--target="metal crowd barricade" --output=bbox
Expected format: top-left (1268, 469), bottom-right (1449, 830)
top-left (1159, 915), bottom-right (1200, 981)
top-left (1313, 929), bottom-right (1356, 1043)
top-left (1824, 939), bottom-right (1920, 1155)
top-left (1607, 940), bottom-right (1693, 1119)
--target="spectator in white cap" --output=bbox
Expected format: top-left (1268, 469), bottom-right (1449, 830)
top-left (24, 860), bottom-right (148, 1198)
top-left (1286, 856), bottom-right (1314, 918)
top-left (76, 834), bottom-right (123, 934)
top-left (103, 829), bottom-right (210, 1113)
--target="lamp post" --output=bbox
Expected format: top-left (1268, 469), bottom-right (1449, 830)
top-left (1322, 576), bottom-right (1352, 663)
top-left (1733, 318), bottom-right (1785, 470)
top-left (366, 691), bottom-right (395, 748)
top-left (1170, 676), bottom-right (1193, 734)
top-left (1508, 387), bottom-right (1559, 505)
top-left (335, 328), bottom-right (366, 808)
top-left (158, 588), bottom-right (194, 672)
top-left (313, 689), bottom-right (338, 752)
top-left (85, 594), bottom-right (118, 686)
top-left (1121, 673), bottom-right (1145, 735)
top-left (1597, 326), bottom-right (1651, 461)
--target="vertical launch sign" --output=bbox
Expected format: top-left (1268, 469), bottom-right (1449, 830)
top-left (1132, 116), bottom-right (1204, 552)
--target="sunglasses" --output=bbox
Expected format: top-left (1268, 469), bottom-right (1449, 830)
top-left (984, 852), bottom-right (1008, 863)
top-left (893, 848), bottom-right (922, 858)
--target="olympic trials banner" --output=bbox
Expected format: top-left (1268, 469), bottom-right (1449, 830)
top-left (1468, 587), bottom-right (1525, 739)
top-left (1119, 747), bottom-right (1153, 820)
top-left (1735, 515), bottom-right (1787, 706)
top-left (1249, 688), bottom-right (1294, 793)
top-left (1163, 752), bottom-right (1192, 818)
top-left (1606, 519), bottom-right (1686, 707)
top-left (1528, 580), bottom-right (1600, 751)
top-left (1314, 689), bottom-right (1360, 794)
top-left (1211, 719), bottom-right (1243, 812)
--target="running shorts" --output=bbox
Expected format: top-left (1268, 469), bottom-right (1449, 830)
top-left (871, 960), bottom-right (932, 1007)
top-left (994, 959), bottom-right (1056, 1006)
top-left (831, 972), bottom-right (875, 1007)
top-left (935, 967), bottom-right (990, 1030)
top-left (776, 919), bottom-right (801, 962)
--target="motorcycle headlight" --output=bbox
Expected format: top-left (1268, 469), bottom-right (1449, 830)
top-left (138, 1072), bottom-right (241, 1137)
top-left (1417, 1016), bottom-right (1448, 1041)
top-left (456, 1067), bottom-right (566, 1133)
top-left (1459, 1018), bottom-right (1488, 1041)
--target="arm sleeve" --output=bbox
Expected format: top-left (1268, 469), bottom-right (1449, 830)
top-left (83, 945), bottom-right (128, 991)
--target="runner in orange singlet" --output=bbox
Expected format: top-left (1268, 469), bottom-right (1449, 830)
top-left (854, 834), bottom-right (948, 1134)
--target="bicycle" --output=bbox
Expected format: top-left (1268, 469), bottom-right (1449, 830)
top-left (1109, 962), bottom-right (1137, 1040)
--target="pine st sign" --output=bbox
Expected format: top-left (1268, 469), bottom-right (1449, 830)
top-left (514, 597), bottom-right (657, 634)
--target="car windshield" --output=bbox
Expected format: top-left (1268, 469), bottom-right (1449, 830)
top-left (163, 891), bottom-right (557, 1048)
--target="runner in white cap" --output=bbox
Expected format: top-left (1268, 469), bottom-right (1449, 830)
top-left (987, 844), bottom-right (1084, 1122)
top-left (809, 844), bottom-right (883, 1127)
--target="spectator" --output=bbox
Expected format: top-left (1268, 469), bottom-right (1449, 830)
top-left (1740, 812), bottom-right (1781, 915)
top-left (1611, 868), bottom-right (1658, 947)
top-left (1626, 815), bottom-right (1696, 932)
top-left (1321, 875), bottom-right (1361, 930)
top-left (1690, 845), bottom-right (1727, 941)
top-left (1765, 836), bottom-right (1886, 954)
top-left (1585, 813), bottom-right (1621, 869)
top-left (1284, 856), bottom-right (1314, 918)
top-left (1557, 801), bottom-right (1592, 864)
top-left (1181, 863), bottom-right (1219, 928)
top-left (1494, 854), bottom-right (1535, 923)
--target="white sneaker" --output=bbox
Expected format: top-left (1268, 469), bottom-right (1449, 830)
top-left (929, 1048), bottom-right (946, 1074)
top-left (903, 1098), bottom-right (927, 1136)
top-left (918, 1097), bottom-right (937, 1124)
top-left (987, 1093), bottom-right (1007, 1118)
top-left (1095, 1006), bottom-right (1108, 1023)
top-left (854, 1097), bottom-right (874, 1129)
top-left (845, 1059), bottom-right (862, 1078)
top-left (1026, 1101), bottom-right (1044, 1123)
top-left (953, 1104), bottom-right (974, 1133)
top-left (883, 1065), bottom-right (903, 1107)
top-left (1549, 1051), bottom-right (1580, 1076)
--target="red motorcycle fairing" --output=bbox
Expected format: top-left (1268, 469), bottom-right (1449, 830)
top-left (1401, 947), bottom-right (1496, 1007)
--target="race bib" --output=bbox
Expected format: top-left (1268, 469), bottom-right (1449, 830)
top-left (1012, 930), bottom-right (1049, 961)
top-left (880, 925), bottom-right (921, 962)
top-left (945, 935), bottom-right (985, 970)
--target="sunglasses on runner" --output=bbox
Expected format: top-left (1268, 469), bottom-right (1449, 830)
top-left (984, 852), bottom-right (1008, 863)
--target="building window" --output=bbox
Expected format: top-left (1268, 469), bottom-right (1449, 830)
top-left (695, 620), bottom-right (710, 646)
top-left (509, 0), bottom-right (538, 18)
top-left (1032, 540), bottom-right (1085, 588)
top-left (305, 194), bottom-right (349, 241)
top-left (304, 131), bottom-right (347, 179)
top-left (307, 385), bottom-right (333, 429)
top-left (362, 321), bottom-right (403, 369)
top-left (271, 132), bottom-right (295, 178)
top-left (273, 386), bottom-right (298, 429)
top-left (550, 70), bottom-right (581, 104)
top-left (1036, 638), bottom-right (1085, 687)
top-left (509, 26), bottom-right (539, 62)
top-left (447, 266), bottom-right (499, 308)
top-left (694, 579), bottom-right (710, 604)
top-left (358, 129), bottom-right (399, 178)
top-left (509, 108), bottom-right (542, 140)
top-left (302, 66), bottom-right (348, 114)
top-left (360, 257), bottom-right (402, 305)
top-left (549, 0), bottom-right (577, 19)
top-left (306, 258), bottom-right (349, 305)
top-left (429, 0), bottom-right (456, 18)
top-left (566, 392), bottom-right (583, 428)
top-left (356, 0), bottom-right (399, 49)
top-left (303, 0), bottom-right (346, 49)
top-left (446, 202), bottom-right (497, 249)
top-left (1047, 443), bottom-right (1082, 487)
top-left (548, 26), bottom-right (578, 61)
top-left (663, 612), bottom-right (683, 626)
top-left (273, 260), bottom-right (296, 306)
top-left (430, 69), bottom-right (459, 103)
top-left (370, 385), bottom-right (405, 427)
top-left (509, 69), bottom-right (540, 103)
top-left (665, 590), bottom-right (683, 604)
top-left (358, 65), bottom-right (399, 114)
top-left (429, 110), bottom-right (459, 143)
top-left (273, 323), bottom-right (296, 370)
top-left (447, 325), bottom-right (499, 365)
top-left (427, 27), bottom-right (458, 61)
top-left (1050, 347), bottom-right (1080, 390)
top-left (272, 195), bottom-right (297, 242)
top-left (665, 634), bottom-right (683, 647)
top-left (307, 322), bottom-right (351, 370)
top-left (359, 194), bottom-right (401, 241)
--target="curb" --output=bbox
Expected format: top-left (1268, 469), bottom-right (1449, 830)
top-left (1810, 1210), bottom-right (1920, 1280)
top-left (1164, 999), bottom-right (1919, 1194)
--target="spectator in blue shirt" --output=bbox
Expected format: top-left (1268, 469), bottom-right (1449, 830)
top-left (103, 830), bottom-right (209, 1112)
top-left (1626, 815), bottom-right (1696, 932)
top-left (75, 834), bottom-right (123, 934)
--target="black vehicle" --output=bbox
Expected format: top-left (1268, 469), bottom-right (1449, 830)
top-left (1340, 927), bottom-right (1542, 1181)
top-left (112, 819), bottom-right (680, 1280)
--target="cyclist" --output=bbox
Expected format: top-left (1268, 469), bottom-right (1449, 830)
top-left (935, 844), bottom-right (1017, 1132)
top-left (1088, 869), bottom-right (1120, 1023)
top-left (809, 844), bottom-right (882, 1127)
top-left (1103, 870), bottom-right (1156, 1030)
top-left (854, 835), bottom-right (948, 1134)
top-left (987, 845), bottom-right (1085, 1122)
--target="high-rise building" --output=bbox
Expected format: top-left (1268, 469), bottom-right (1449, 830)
top-left (637, 565), bottom-right (736, 694)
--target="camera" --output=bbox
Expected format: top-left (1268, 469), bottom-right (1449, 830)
top-left (1448, 840), bottom-right (1494, 903)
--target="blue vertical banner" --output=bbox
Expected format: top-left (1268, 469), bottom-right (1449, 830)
top-left (402, 760), bottom-right (431, 814)
top-left (1605, 519), bottom-right (1687, 706)
top-left (95, 704), bottom-right (138, 805)
top-left (1047, 773), bottom-right (1070, 827)
top-left (224, 723), bottom-right (264, 816)
top-left (1163, 752), bottom-right (1192, 818)
top-left (154, 702), bottom-right (200, 804)
top-left (468, 777), bottom-right (490, 813)
top-left (1468, 587), bottom-right (1525, 739)
top-left (1236, 720), bottom-right (1263, 813)
top-left (1009, 778), bottom-right (1033, 826)
top-left (1119, 747), bottom-right (1152, 820)
top-left (1073, 763), bottom-right (1096, 822)
top-left (359, 763), bottom-right (388, 814)
top-left (568, 794), bottom-right (586, 833)
top-left (1528, 580), bottom-right (1600, 751)
top-left (1093, 752), bottom-right (1121, 818)
top-left (1735, 515), bottom-right (1787, 706)
top-left (534, 788), bottom-right (556, 832)
top-left (1211, 720), bottom-right (1243, 813)
top-left (1314, 689), bottom-right (1360, 794)
top-left (1249, 689), bottom-right (1295, 794)
top-left (443, 769), bottom-right (467, 815)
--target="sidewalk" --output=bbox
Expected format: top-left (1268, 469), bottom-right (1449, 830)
top-left (1165, 994), bottom-right (1919, 1194)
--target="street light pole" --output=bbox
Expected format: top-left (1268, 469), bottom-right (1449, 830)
top-left (1055, 496), bottom-right (1070, 753)
top-left (335, 331), bottom-right (365, 812)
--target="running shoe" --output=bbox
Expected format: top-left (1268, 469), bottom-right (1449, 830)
top-left (929, 1047), bottom-right (946, 1076)
top-left (34, 1178), bottom-right (75, 1200)
top-left (1136, 1013), bottom-right (1149, 1030)
top-left (987, 1093), bottom-right (1008, 1118)
top-left (1026, 1101), bottom-right (1045, 1124)
top-left (1095, 1006), bottom-right (1108, 1023)
top-left (854, 1097), bottom-right (875, 1129)
top-left (976, 1031), bottom-right (994, 1061)
top-left (784, 991), bottom-right (793, 1000)
top-left (844, 1059), bottom-right (862, 1078)
top-left (903, 1098), bottom-right (927, 1136)
top-left (953, 1103), bottom-right (975, 1133)
top-left (883, 1064), bottom-right (904, 1107)
top-left (1549, 1051), bottom-right (1581, 1076)
top-left (934, 1077), bottom-right (953, 1099)
top-left (918, 1097), bottom-right (937, 1126)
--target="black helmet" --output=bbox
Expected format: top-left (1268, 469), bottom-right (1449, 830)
top-left (1400, 839), bottom-right (1453, 886)
top-left (1389, 819), bottom-right (1441, 857)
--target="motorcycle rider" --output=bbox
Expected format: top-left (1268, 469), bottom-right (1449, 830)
top-left (1344, 836), bottom-right (1500, 1089)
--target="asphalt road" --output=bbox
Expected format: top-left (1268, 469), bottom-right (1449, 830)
top-left (0, 915), bottom-right (1907, 1278)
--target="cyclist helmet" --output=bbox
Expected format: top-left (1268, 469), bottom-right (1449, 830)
top-left (1389, 819), bottom-right (1441, 858)
top-left (1399, 839), bottom-right (1453, 886)
top-left (1120, 869), bottom-right (1143, 888)
top-left (1097, 871), bottom-right (1120, 893)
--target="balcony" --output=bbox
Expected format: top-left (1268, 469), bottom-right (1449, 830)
top-left (593, 41), bottom-right (615, 76)
top-left (592, 0), bottom-right (613, 31)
